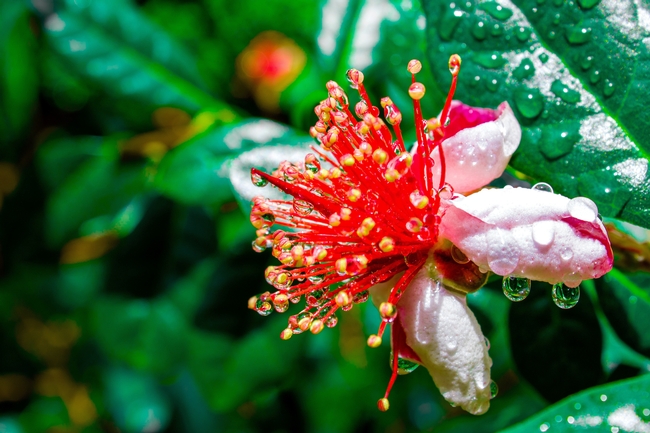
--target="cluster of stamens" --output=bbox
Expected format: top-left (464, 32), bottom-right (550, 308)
top-left (249, 56), bottom-right (463, 410)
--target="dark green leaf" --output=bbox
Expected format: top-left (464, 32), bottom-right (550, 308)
top-left (596, 268), bottom-right (650, 358)
top-left (43, 0), bottom-right (235, 117)
top-left (498, 375), bottom-right (650, 433)
top-left (0, 1), bottom-right (38, 153)
top-left (424, 0), bottom-right (650, 228)
top-left (509, 283), bottom-right (603, 402)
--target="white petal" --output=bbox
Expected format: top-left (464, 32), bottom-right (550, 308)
top-left (371, 267), bottom-right (493, 415)
top-left (440, 187), bottom-right (613, 286)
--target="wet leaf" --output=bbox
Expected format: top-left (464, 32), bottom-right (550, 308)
top-left (424, 0), bottom-right (650, 229)
top-left (498, 375), bottom-right (650, 433)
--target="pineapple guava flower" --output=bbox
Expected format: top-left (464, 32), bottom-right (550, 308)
top-left (246, 56), bottom-right (613, 415)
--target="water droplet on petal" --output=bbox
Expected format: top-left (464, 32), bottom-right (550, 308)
top-left (490, 381), bottom-right (499, 398)
top-left (451, 244), bottom-right (470, 264)
top-left (552, 283), bottom-right (580, 309)
top-left (251, 171), bottom-right (268, 187)
top-left (484, 336), bottom-right (491, 350)
top-left (532, 182), bottom-right (554, 193)
top-left (487, 229), bottom-right (520, 275)
top-left (567, 197), bottom-right (598, 222)
top-left (393, 353), bottom-right (420, 375)
top-left (502, 276), bottom-right (531, 301)
top-left (560, 247), bottom-right (573, 261)
top-left (532, 220), bottom-right (555, 247)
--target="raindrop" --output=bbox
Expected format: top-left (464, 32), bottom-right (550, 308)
top-left (439, 4), bottom-right (464, 41)
top-left (256, 299), bottom-right (273, 316)
top-left (581, 55), bottom-right (594, 70)
top-left (540, 122), bottom-right (580, 159)
top-left (560, 248), bottom-right (573, 261)
top-left (532, 182), bottom-right (554, 193)
top-left (472, 20), bottom-right (487, 40)
top-left (604, 79), bottom-right (615, 97)
top-left (552, 283), bottom-right (580, 309)
top-left (589, 69), bottom-right (601, 83)
top-left (551, 80), bottom-right (581, 103)
top-left (325, 315), bottom-right (338, 328)
top-left (532, 221), bottom-right (555, 247)
top-left (491, 23), bottom-right (504, 36)
top-left (469, 75), bottom-right (481, 87)
top-left (490, 381), bottom-right (499, 398)
top-left (577, 0), bottom-right (600, 9)
top-left (486, 78), bottom-right (500, 92)
top-left (487, 229), bottom-right (519, 275)
top-left (502, 276), bottom-right (531, 302)
top-left (445, 339), bottom-right (458, 354)
top-left (473, 52), bottom-right (506, 69)
top-left (480, 1), bottom-right (514, 20)
top-left (451, 245), bottom-right (470, 264)
top-left (567, 197), bottom-right (598, 222)
top-left (515, 27), bottom-right (532, 42)
top-left (293, 199), bottom-right (314, 216)
top-left (513, 58), bottom-right (535, 80)
top-left (514, 88), bottom-right (544, 118)
top-left (251, 171), bottom-right (269, 187)
top-left (566, 25), bottom-right (592, 44)
top-left (353, 290), bottom-right (369, 304)
top-left (552, 0), bottom-right (564, 6)
top-left (539, 53), bottom-right (549, 63)
top-left (553, 13), bottom-right (561, 25)
top-left (548, 30), bottom-right (557, 40)
top-left (391, 352), bottom-right (420, 375)
top-left (484, 336), bottom-right (491, 350)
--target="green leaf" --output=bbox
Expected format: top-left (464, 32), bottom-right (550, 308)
top-left (92, 296), bottom-right (188, 374)
top-left (44, 140), bottom-right (147, 246)
top-left (423, 0), bottom-right (650, 228)
top-left (42, 0), bottom-right (235, 117)
top-left (596, 268), bottom-right (650, 358)
top-left (156, 118), bottom-right (310, 206)
top-left (508, 283), bottom-right (603, 402)
top-left (498, 375), bottom-right (650, 433)
top-left (0, 1), bottom-right (38, 154)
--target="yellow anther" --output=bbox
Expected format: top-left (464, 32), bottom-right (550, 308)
top-left (367, 334), bottom-right (382, 348)
top-left (310, 319), bottom-right (324, 334)
top-left (330, 167), bottom-right (342, 179)
top-left (347, 188), bottom-right (362, 202)
top-left (336, 257), bottom-right (347, 274)
top-left (407, 59), bottom-right (422, 74)
top-left (377, 398), bottom-right (390, 412)
top-left (372, 148), bottom-right (388, 165)
top-left (384, 168), bottom-right (399, 182)
top-left (329, 213), bottom-right (341, 227)
top-left (379, 302), bottom-right (397, 320)
top-left (280, 328), bottom-right (293, 340)
top-left (408, 82), bottom-right (426, 100)
top-left (248, 296), bottom-right (258, 310)
top-left (340, 208), bottom-right (352, 220)
top-left (340, 154), bottom-right (355, 167)
top-left (335, 291), bottom-right (351, 307)
top-left (378, 237), bottom-right (395, 253)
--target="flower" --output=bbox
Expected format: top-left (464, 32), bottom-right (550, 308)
top-left (247, 56), bottom-right (613, 415)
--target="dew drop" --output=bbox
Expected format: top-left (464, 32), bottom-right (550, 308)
top-left (514, 87), bottom-right (544, 118)
top-left (532, 182), bottom-right (554, 193)
top-left (251, 171), bottom-right (268, 187)
top-left (293, 199), bottom-right (314, 216)
top-left (480, 1), bottom-right (514, 20)
top-left (473, 52), bottom-right (507, 69)
top-left (548, 30), bottom-right (557, 40)
top-left (551, 80), bottom-right (581, 103)
top-left (484, 336), bottom-right (491, 350)
top-left (451, 244), bottom-right (470, 264)
top-left (353, 290), bottom-right (369, 304)
top-left (256, 299), bottom-right (273, 316)
top-left (577, 0), bottom-right (600, 9)
top-left (553, 13), bottom-right (561, 25)
top-left (560, 247), bottom-right (573, 261)
top-left (486, 78), bottom-right (500, 92)
top-left (472, 19), bottom-right (487, 40)
top-left (566, 25), bottom-right (592, 44)
top-left (490, 381), bottom-right (499, 398)
top-left (469, 75), bottom-right (481, 87)
top-left (513, 58), bottom-right (535, 79)
top-left (589, 69), bottom-right (601, 83)
top-left (604, 79), bottom-right (615, 97)
top-left (502, 276), bottom-right (531, 302)
top-left (515, 26), bottom-right (532, 42)
top-left (552, 283), bottom-right (580, 309)
top-left (439, 4), bottom-right (464, 41)
top-left (580, 55), bottom-right (594, 70)
top-left (445, 338), bottom-right (458, 354)
top-left (325, 315), bottom-right (338, 328)
top-left (392, 352), bottom-right (420, 375)
top-left (532, 220), bottom-right (555, 247)
top-left (487, 229), bottom-right (519, 275)
top-left (539, 122), bottom-right (580, 160)
top-left (491, 23), bottom-right (504, 36)
top-left (567, 197), bottom-right (598, 222)
top-left (539, 53), bottom-right (549, 63)
top-left (553, 0), bottom-right (564, 6)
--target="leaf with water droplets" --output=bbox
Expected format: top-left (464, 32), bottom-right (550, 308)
top-left (424, 0), bottom-right (650, 229)
top-left (498, 375), bottom-right (650, 433)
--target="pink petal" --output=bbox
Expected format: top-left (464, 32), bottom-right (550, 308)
top-left (439, 187), bottom-right (613, 287)
top-left (431, 102), bottom-right (521, 193)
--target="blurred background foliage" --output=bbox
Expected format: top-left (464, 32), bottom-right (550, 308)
top-left (1, 0), bottom-right (650, 432)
